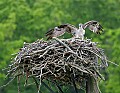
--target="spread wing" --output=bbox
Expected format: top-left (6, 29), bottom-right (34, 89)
top-left (45, 24), bottom-right (77, 40)
top-left (83, 20), bottom-right (104, 34)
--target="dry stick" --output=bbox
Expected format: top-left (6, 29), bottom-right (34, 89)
top-left (83, 48), bottom-right (108, 67)
top-left (84, 48), bottom-right (118, 66)
top-left (92, 67), bottom-right (105, 80)
top-left (85, 68), bottom-right (97, 80)
top-left (30, 44), bottom-right (56, 55)
top-left (70, 64), bottom-right (88, 74)
top-left (26, 82), bottom-right (36, 86)
top-left (24, 70), bottom-right (28, 87)
top-left (38, 62), bottom-right (48, 93)
top-left (53, 37), bottom-right (73, 52)
top-left (17, 76), bottom-right (20, 93)
top-left (107, 60), bottom-right (119, 66)
top-left (6, 66), bottom-right (19, 78)
top-left (0, 72), bottom-right (22, 89)
top-left (39, 49), bottom-right (49, 58)
top-left (0, 77), bottom-right (15, 88)
top-left (38, 68), bottom-right (43, 93)
top-left (2, 67), bottom-right (11, 71)
top-left (53, 37), bottom-right (88, 63)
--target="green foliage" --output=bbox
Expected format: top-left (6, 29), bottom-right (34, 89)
top-left (0, 0), bottom-right (120, 93)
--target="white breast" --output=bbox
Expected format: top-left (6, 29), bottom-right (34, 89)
top-left (75, 27), bottom-right (85, 40)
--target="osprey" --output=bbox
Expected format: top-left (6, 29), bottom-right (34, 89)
top-left (45, 20), bottom-right (103, 40)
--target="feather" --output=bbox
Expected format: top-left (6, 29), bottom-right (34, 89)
top-left (83, 20), bottom-right (104, 34)
top-left (45, 24), bottom-right (78, 40)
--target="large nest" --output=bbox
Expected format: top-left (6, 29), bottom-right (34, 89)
top-left (6, 38), bottom-right (108, 93)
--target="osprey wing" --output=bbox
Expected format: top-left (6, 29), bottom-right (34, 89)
top-left (57, 23), bottom-right (78, 33)
top-left (45, 24), bottom-right (77, 40)
top-left (45, 28), bottom-right (55, 40)
top-left (83, 20), bottom-right (104, 34)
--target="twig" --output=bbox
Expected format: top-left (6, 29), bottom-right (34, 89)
top-left (5, 38), bottom-right (109, 93)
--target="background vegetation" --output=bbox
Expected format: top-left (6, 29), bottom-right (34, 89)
top-left (0, 0), bottom-right (120, 93)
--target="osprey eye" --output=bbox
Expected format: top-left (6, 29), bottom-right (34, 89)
top-left (73, 32), bottom-right (76, 35)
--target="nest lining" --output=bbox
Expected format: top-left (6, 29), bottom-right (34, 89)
top-left (6, 38), bottom-right (108, 93)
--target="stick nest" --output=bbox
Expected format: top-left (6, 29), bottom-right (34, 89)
top-left (7, 38), bottom-right (108, 92)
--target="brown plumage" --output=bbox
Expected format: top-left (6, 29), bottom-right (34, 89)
top-left (45, 20), bottom-right (104, 40)
top-left (83, 20), bottom-right (103, 34)
top-left (45, 24), bottom-right (77, 40)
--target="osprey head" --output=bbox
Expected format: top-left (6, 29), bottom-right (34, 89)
top-left (54, 27), bottom-right (58, 30)
top-left (78, 23), bottom-right (83, 29)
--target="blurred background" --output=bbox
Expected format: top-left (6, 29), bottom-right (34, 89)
top-left (0, 0), bottom-right (120, 93)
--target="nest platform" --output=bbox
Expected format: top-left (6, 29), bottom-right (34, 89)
top-left (6, 38), bottom-right (108, 93)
